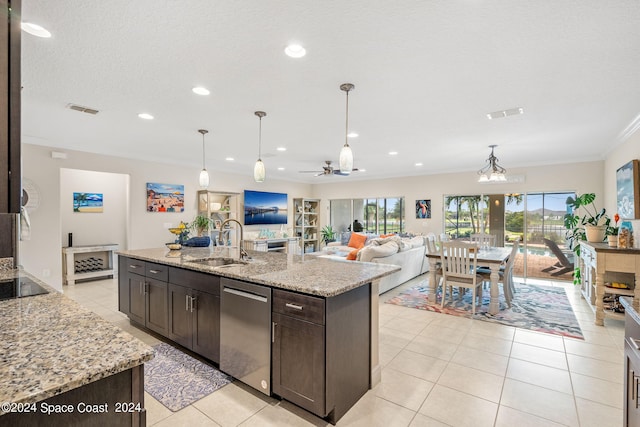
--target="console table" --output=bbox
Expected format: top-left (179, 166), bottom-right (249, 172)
top-left (62, 244), bottom-right (119, 285)
top-left (580, 242), bottom-right (640, 325)
top-left (243, 237), bottom-right (299, 254)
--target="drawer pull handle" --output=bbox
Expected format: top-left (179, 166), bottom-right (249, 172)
top-left (130, 265), bottom-right (140, 269)
top-left (633, 338), bottom-right (640, 351)
top-left (272, 322), bottom-right (277, 343)
top-left (149, 269), bottom-right (162, 274)
top-left (285, 303), bottom-right (303, 311)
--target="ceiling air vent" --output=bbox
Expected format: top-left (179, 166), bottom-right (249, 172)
top-left (66, 103), bottom-right (99, 115)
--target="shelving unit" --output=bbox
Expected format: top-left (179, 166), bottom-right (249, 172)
top-left (293, 198), bottom-right (320, 253)
top-left (197, 190), bottom-right (239, 246)
top-left (243, 237), bottom-right (299, 253)
top-left (62, 244), bottom-right (119, 285)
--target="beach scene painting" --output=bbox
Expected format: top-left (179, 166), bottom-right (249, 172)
top-left (73, 192), bottom-right (104, 213)
top-left (147, 182), bottom-right (185, 212)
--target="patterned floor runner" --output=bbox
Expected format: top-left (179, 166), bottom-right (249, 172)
top-left (144, 342), bottom-right (233, 411)
top-left (386, 281), bottom-right (584, 339)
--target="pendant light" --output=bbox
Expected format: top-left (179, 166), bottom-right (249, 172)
top-left (254, 111), bottom-right (266, 182)
top-left (339, 83), bottom-right (355, 174)
top-left (477, 145), bottom-right (507, 182)
top-left (198, 129), bottom-right (210, 188)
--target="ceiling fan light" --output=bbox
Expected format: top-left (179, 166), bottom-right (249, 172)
top-left (339, 144), bottom-right (353, 174)
top-left (199, 169), bottom-right (210, 188)
top-left (254, 159), bottom-right (266, 182)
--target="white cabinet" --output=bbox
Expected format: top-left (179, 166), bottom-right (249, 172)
top-left (293, 198), bottom-right (320, 253)
top-left (62, 244), bottom-right (118, 285)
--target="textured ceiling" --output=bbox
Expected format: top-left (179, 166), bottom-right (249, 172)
top-left (20, 0), bottom-right (640, 183)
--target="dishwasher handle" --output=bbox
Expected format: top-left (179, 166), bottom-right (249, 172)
top-left (223, 286), bottom-right (268, 303)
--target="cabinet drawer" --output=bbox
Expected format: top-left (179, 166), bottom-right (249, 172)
top-left (169, 267), bottom-right (220, 296)
top-left (273, 289), bottom-right (325, 325)
top-left (126, 259), bottom-right (146, 274)
top-left (146, 262), bottom-right (169, 281)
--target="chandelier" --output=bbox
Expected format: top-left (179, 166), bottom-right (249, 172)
top-left (477, 145), bottom-right (507, 182)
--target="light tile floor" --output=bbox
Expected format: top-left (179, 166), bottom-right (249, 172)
top-left (63, 275), bottom-right (625, 426)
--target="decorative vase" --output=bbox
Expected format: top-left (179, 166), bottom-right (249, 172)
top-left (607, 235), bottom-right (618, 247)
top-left (585, 225), bottom-right (606, 242)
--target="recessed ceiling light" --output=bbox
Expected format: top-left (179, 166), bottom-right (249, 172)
top-left (192, 86), bottom-right (210, 96)
top-left (347, 132), bottom-right (359, 138)
top-left (415, 162), bottom-right (423, 167)
top-left (277, 167), bottom-right (285, 171)
top-left (225, 157), bottom-right (234, 161)
top-left (276, 147), bottom-right (287, 152)
top-left (388, 151), bottom-right (398, 156)
top-left (284, 44), bottom-right (306, 58)
top-left (138, 113), bottom-right (154, 120)
top-left (21, 22), bottom-right (52, 38)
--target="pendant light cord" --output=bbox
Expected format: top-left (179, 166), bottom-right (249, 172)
top-left (258, 115), bottom-right (262, 160)
top-left (202, 133), bottom-right (206, 169)
top-left (345, 89), bottom-right (350, 147)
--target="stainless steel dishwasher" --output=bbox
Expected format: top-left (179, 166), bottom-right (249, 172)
top-left (220, 278), bottom-right (272, 395)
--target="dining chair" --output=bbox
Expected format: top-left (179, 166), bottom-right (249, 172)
top-left (477, 239), bottom-right (519, 307)
top-left (440, 241), bottom-right (484, 314)
top-left (470, 233), bottom-right (496, 249)
top-left (425, 233), bottom-right (443, 288)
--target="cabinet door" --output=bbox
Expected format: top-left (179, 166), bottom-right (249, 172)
top-left (626, 345), bottom-right (640, 426)
top-left (272, 312), bottom-right (325, 417)
top-left (192, 290), bottom-right (220, 363)
top-left (145, 277), bottom-right (168, 336)
top-left (128, 273), bottom-right (146, 325)
top-left (167, 283), bottom-right (193, 349)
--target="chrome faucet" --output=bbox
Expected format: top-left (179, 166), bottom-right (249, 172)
top-left (220, 218), bottom-right (249, 260)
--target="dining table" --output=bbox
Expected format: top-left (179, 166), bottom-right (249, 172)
top-left (426, 246), bottom-right (512, 315)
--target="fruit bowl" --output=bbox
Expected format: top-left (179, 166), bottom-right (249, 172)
top-left (166, 243), bottom-right (182, 250)
top-left (169, 228), bottom-right (185, 235)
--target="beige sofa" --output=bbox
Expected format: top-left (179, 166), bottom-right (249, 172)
top-left (321, 235), bottom-right (429, 294)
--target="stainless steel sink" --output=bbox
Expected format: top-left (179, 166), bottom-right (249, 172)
top-left (189, 258), bottom-right (247, 268)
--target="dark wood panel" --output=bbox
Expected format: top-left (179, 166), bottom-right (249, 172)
top-left (272, 312), bottom-right (325, 416)
top-left (167, 283), bottom-right (192, 349)
top-left (117, 257), bottom-right (129, 314)
top-left (169, 266), bottom-right (220, 296)
top-left (127, 273), bottom-right (145, 325)
top-left (325, 283), bottom-right (370, 424)
top-left (145, 277), bottom-right (168, 335)
top-left (0, 366), bottom-right (144, 427)
top-left (273, 288), bottom-right (325, 324)
top-left (192, 291), bottom-right (220, 363)
top-left (0, 214), bottom-right (15, 259)
top-left (126, 259), bottom-right (145, 275)
top-left (7, 0), bottom-right (20, 213)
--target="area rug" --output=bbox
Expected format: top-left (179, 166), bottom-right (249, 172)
top-left (385, 281), bottom-right (584, 339)
top-left (144, 342), bottom-right (233, 411)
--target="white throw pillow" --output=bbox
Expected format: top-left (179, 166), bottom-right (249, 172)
top-left (404, 236), bottom-right (425, 248)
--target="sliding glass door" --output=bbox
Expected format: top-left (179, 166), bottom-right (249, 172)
top-left (329, 197), bottom-right (405, 235)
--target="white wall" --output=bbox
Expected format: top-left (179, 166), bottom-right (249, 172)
top-left (312, 161), bottom-right (605, 236)
top-left (21, 143), bottom-right (312, 291)
top-left (60, 169), bottom-right (128, 249)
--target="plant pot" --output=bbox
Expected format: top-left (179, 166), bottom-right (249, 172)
top-left (607, 235), bottom-right (618, 247)
top-left (585, 225), bottom-right (607, 242)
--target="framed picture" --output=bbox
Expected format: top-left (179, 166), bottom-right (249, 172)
top-left (214, 220), bottom-right (222, 230)
top-left (146, 183), bottom-right (185, 212)
top-left (73, 192), bottom-right (103, 213)
top-left (616, 160), bottom-right (640, 219)
top-left (416, 199), bottom-right (431, 219)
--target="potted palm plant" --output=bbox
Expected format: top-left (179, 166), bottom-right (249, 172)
top-left (191, 215), bottom-right (213, 237)
top-left (321, 225), bottom-right (337, 245)
top-left (564, 193), bottom-right (610, 283)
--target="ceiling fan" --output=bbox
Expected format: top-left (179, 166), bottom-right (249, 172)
top-left (299, 160), bottom-right (358, 177)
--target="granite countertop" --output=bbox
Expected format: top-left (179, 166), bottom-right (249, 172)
top-left (0, 270), bottom-right (154, 411)
top-left (581, 241), bottom-right (640, 254)
top-left (117, 246), bottom-right (401, 297)
top-left (620, 296), bottom-right (640, 325)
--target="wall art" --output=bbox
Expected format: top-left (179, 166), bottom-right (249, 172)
top-left (147, 183), bottom-right (185, 212)
top-left (73, 192), bottom-right (103, 213)
top-left (616, 160), bottom-right (640, 219)
top-left (416, 199), bottom-right (431, 219)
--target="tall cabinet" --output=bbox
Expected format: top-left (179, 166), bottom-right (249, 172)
top-left (197, 190), bottom-right (239, 246)
top-left (294, 198), bottom-right (320, 253)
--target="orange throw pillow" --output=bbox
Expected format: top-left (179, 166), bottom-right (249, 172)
top-left (380, 233), bottom-right (395, 238)
top-left (348, 233), bottom-right (367, 249)
top-left (346, 248), bottom-right (359, 260)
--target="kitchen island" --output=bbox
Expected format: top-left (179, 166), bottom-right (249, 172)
top-left (0, 270), bottom-right (154, 427)
top-left (117, 246), bottom-right (400, 423)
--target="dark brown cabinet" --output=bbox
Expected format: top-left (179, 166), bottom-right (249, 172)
top-left (272, 285), bottom-right (370, 423)
top-left (118, 257), bottom-right (168, 336)
top-left (168, 267), bottom-right (220, 363)
top-left (624, 300), bottom-right (640, 426)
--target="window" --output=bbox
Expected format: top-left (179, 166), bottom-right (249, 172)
top-left (330, 197), bottom-right (405, 234)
